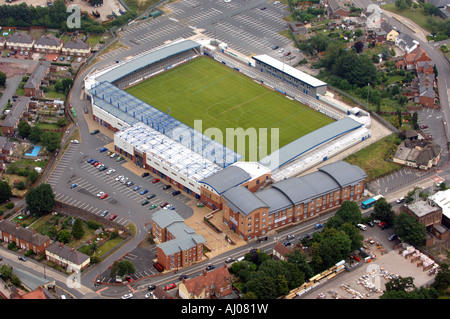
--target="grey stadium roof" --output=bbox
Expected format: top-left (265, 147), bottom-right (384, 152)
top-left (96, 39), bottom-right (201, 84)
top-left (259, 116), bottom-right (363, 171)
top-left (224, 161), bottom-right (367, 216)
top-left (199, 165), bottom-right (251, 195)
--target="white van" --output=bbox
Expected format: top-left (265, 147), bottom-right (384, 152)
top-left (357, 224), bottom-right (367, 231)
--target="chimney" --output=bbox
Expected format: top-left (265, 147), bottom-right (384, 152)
top-left (16, 222), bottom-right (20, 229)
top-left (60, 242), bottom-right (64, 248)
top-left (203, 269), bottom-right (207, 276)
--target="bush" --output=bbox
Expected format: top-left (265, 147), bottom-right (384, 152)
top-left (5, 202), bottom-right (14, 210)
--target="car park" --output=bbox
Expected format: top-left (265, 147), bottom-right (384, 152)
top-left (172, 190), bottom-right (181, 196)
top-left (140, 189), bottom-right (149, 195)
top-left (109, 214), bottom-right (118, 220)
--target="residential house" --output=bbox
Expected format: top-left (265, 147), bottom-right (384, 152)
top-left (24, 61), bottom-right (51, 97)
top-left (178, 265), bottom-right (233, 299)
top-left (395, 33), bottom-right (419, 54)
top-left (327, 0), bottom-right (351, 18)
top-left (222, 161), bottom-right (367, 241)
top-left (373, 29), bottom-right (387, 42)
top-left (0, 136), bottom-right (15, 161)
top-left (151, 286), bottom-right (173, 299)
top-left (11, 286), bottom-right (55, 299)
top-left (33, 34), bottom-right (63, 54)
top-left (380, 21), bottom-right (399, 42)
top-left (273, 242), bottom-right (293, 261)
top-left (0, 37), bottom-right (6, 49)
top-left (45, 242), bottom-right (91, 273)
top-left (62, 39), bottom-right (91, 57)
top-left (393, 139), bottom-right (441, 170)
top-left (0, 218), bottom-right (50, 255)
top-left (6, 32), bottom-right (34, 51)
top-left (151, 209), bottom-right (206, 271)
top-left (1, 97), bottom-right (30, 136)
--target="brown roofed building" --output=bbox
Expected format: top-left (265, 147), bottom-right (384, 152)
top-left (0, 219), bottom-right (50, 255)
top-left (45, 241), bottom-right (90, 273)
top-left (24, 61), bottom-right (51, 97)
top-left (1, 96), bottom-right (30, 136)
top-left (178, 265), bottom-right (233, 299)
top-left (34, 34), bottom-right (63, 54)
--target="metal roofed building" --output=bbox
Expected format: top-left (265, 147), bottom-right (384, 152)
top-left (85, 39), bottom-right (201, 90)
top-left (252, 54), bottom-right (327, 97)
top-left (151, 209), bottom-right (206, 270)
top-left (222, 160), bottom-right (367, 240)
top-left (114, 123), bottom-right (223, 197)
top-left (261, 115), bottom-right (371, 181)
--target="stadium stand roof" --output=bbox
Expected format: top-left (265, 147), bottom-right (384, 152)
top-left (115, 123), bottom-right (222, 182)
top-left (252, 54), bottom-right (327, 88)
top-left (90, 81), bottom-right (241, 167)
top-left (259, 116), bottom-right (363, 171)
top-left (96, 40), bottom-right (201, 84)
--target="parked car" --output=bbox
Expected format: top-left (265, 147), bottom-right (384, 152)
top-left (90, 129), bottom-right (100, 135)
top-left (162, 184), bottom-right (171, 190)
top-left (100, 210), bottom-right (109, 217)
top-left (109, 214), bottom-right (118, 220)
top-left (388, 233), bottom-right (398, 241)
top-left (142, 172), bottom-right (150, 177)
top-left (100, 193), bottom-right (108, 199)
top-left (153, 262), bottom-right (164, 272)
top-left (133, 185), bottom-right (142, 191)
top-left (96, 191), bottom-right (105, 197)
top-left (225, 257), bottom-right (235, 263)
top-left (286, 234), bottom-right (295, 240)
top-left (99, 147), bottom-right (108, 153)
top-left (179, 274), bottom-right (188, 280)
top-left (106, 169), bottom-right (116, 175)
top-left (396, 197), bottom-right (405, 204)
top-left (141, 200), bottom-right (150, 206)
top-left (420, 125), bottom-right (428, 129)
top-left (77, 57), bottom-right (82, 63)
top-left (160, 202), bottom-right (169, 208)
top-left (148, 285), bottom-right (156, 290)
top-left (205, 264), bottom-right (215, 271)
top-left (147, 194), bottom-right (156, 200)
top-left (140, 189), bottom-right (149, 195)
top-left (172, 190), bottom-right (181, 196)
top-left (152, 178), bottom-right (160, 184)
top-left (84, 107), bottom-right (88, 114)
top-left (126, 181), bottom-right (134, 187)
top-left (271, 45), bottom-right (279, 50)
top-left (145, 292), bottom-right (154, 299)
top-left (283, 241), bottom-right (292, 247)
top-left (149, 204), bottom-right (158, 210)
top-left (99, 166), bottom-right (108, 171)
top-left (121, 293), bottom-right (133, 299)
top-left (70, 183), bottom-right (78, 189)
top-left (18, 256), bottom-right (27, 261)
top-left (116, 156), bottom-right (124, 162)
top-left (314, 223), bottom-right (323, 229)
top-left (71, 139), bottom-right (80, 144)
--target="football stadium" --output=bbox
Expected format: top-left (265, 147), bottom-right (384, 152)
top-left (84, 38), bottom-right (371, 198)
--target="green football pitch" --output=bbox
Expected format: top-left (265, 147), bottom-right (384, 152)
top-left (125, 56), bottom-right (334, 160)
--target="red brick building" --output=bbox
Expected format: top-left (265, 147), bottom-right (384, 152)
top-left (0, 219), bottom-right (50, 256)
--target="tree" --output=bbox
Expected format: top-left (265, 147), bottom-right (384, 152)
top-left (395, 212), bottom-right (426, 246)
top-left (29, 126), bottom-right (43, 145)
top-left (286, 249), bottom-right (314, 279)
top-left (412, 112), bottom-right (419, 130)
top-left (0, 181), bottom-right (12, 204)
top-left (398, 94), bottom-right (408, 106)
top-left (353, 41), bottom-right (364, 53)
top-left (111, 260), bottom-right (136, 278)
top-left (312, 228), bottom-right (352, 271)
top-left (431, 263), bottom-right (450, 294)
top-left (335, 201), bottom-right (362, 225)
top-left (57, 230), bottom-right (71, 243)
top-left (0, 71), bottom-right (6, 87)
top-left (71, 218), bottom-right (84, 239)
top-left (373, 197), bottom-right (396, 226)
top-left (25, 183), bottom-right (55, 216)
top-left (18, 121), bottom-right (31, 139)
top-left (40, 131), bottom-right (61, 152)
top-left (395, 0), bottom-right (408, 10)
